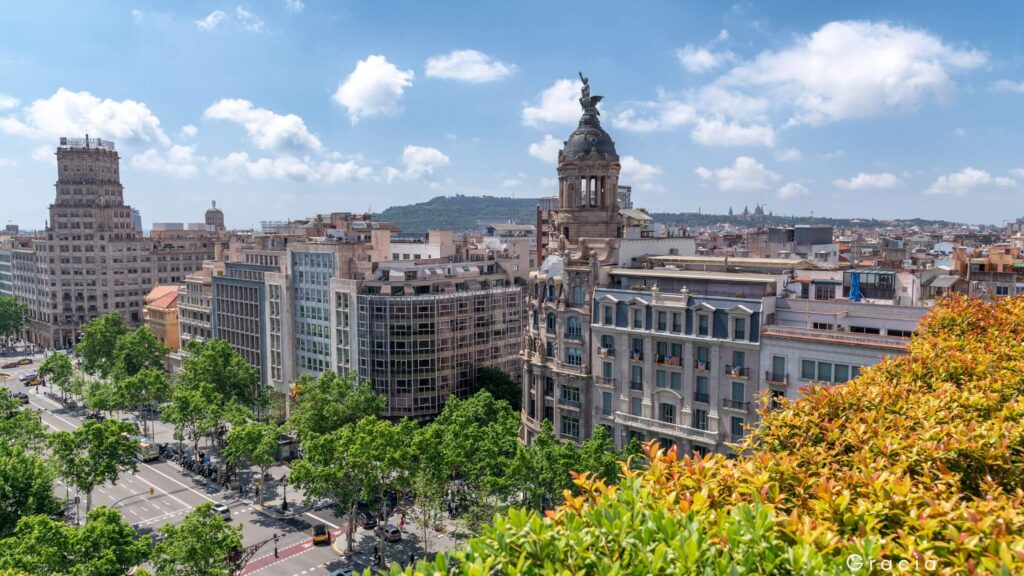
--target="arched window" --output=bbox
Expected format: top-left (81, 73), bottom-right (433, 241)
top-left (570, 285), bottom-right (586, 307)
top-left (547, 283), bottom-right (556, 300)
top-left (566, 316), bottom-right (582, 337)
top-left (546, 312), bottom-right (556, 333)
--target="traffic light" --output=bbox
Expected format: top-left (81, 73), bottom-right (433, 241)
top-left (149, 487), bottom-right (155, 496)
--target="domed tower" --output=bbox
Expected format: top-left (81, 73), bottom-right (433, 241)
top-left (205, 200), bottom-right (225, 232)
top-left (551, 73), bottom-right (623, 247)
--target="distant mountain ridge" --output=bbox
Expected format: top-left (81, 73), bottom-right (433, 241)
top-left (374, 195), bottom-right (962, 235)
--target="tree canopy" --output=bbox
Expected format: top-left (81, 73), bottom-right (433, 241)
top-left (176, 339), bottom-right (261, 410)
top-left (76, 312), bottom-right (129, 377)
top-left (0, 444), bottom-right (59, 539)
top-left (473, 366), bottom-right (521, 412)
top-left (48, 420), bottom-right (138, 514)
top-left (38, 354), bottom-right (74, 399)
top-left (287, 371), bottom-right (384, 440)
top-left (151, 503), bottom-right (242, 576)
top-left (112, 326), bottom-right (168, 378)
top-left (397, 295), bottom-right (1024, 575)
top-left (0, 296), bottom-right (26, 343)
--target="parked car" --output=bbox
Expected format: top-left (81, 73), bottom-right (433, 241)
top-left (374, 524), bottom-right (401, 542)
top-left (356, 512), bottom-right (377, 530)
top-left (211, 502), bottom-right (231, 520)
top-left (19, 373), bottom-right (37, 382)
top-left (312, 523), bottom-right (331, 545)
top-left (8, 391), bottom-right (28, 404)
top-left (24, 378), bottom-right (43, 386)
top-left (18, 359), bottom-right (32, 366)
top-left (83, 412), bottom-right (106, 422)
top-left (2, 361), bottom-right (20, 369)
top-left (328, 569), bottom-right (356, 576)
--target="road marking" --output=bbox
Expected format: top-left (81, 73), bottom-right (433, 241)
top-left (303, 511), bottom-right (339, 530)
top-left (138, 462), bottom-right (216, 504)
top-left (129, 473), bottom-right (194, 510)
top-left (134, 507), bottom-right (192, 526)
top-left (98, 488), bottom-right (108, 496)
top-left (126, 508), bottom-right (138, 517)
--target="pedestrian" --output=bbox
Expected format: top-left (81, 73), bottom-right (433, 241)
top-left (399, 513), bottom-right (406, 532)
top-left (409, 552), bottom-right (415, 566)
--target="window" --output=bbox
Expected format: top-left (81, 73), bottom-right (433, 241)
top-left (771, 356), bottom-right (786, 380)
top-left (566, 316), bottom-right (582, 337)
top-left (817, 362), bottom-right (832, 381)
top-left (561, 416), bottom-right (579, 439)
top-left (730, 417), bottom-right (745, 439)
top-left (630, 397), bottom-right (643, 417)
top-left (600, 334), bottom-right (614, 350)
top-left (814, 285), bottom-right (836, 300)
top-left (731, 350), bottom-right (745, 370)
top-left (561, 386), bottom-right (580, 403)
top-left (812, 322), bottom-right (835, 331)
top-left (544, 377), bottom-right (554, 397)
top-left (602, 361), bottom-right (613, 379)
top-left (571, 285), bottom-right (586, 306)
top-left (565, 347), bottom-right (582, 366)
top-left (693, 445), bottom-right (709, 457)
top-left (696, 346), bottom-right (709, 365)
top-left (656, 370), bottom-right (667, 388)
top-left (995, 285), bottom-right (1010, 296)
top-left (731, 381), bottom-right (744, 402)
top-left (849, 325), bottom-right (881, 335)
top-left (659, 403), bottom-right (675, 424)
top-left (733, 317), bottom-right (746, 340)
top-left (601, 391), bottom-right (613, 415)
top-left (632, 308), bottom-right (643, 329)
top-left (801, 359), bottom-right (815, 380)
top-left (887, 329), bottom-right (913, 338)
top-left (546, 313), bottom-right (556, 333)
top-left (631, 365), bottom-right (643, 390)
top-left (834, 364), bottom-right (850, 383)
top-left (694, 376), bottom-right (709, 402)
top-left (697, 314), bottom-right (709, 336)
top-left (692, 409), bottom-right (708, 430)
top-left (670, 372), bottom-right (682, 390)
top-left (656, 311), bottom-right (667, 331)
top-left (671, 312), bottom-right (682, 333)
top-left (546, 341), bottom-right (555, 357)
top-left (631, 338), bottom-right (643, 357)
top-left (603, 305), bottom-right (613, 325)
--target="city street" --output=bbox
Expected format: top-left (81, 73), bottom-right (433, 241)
top-left (0, 350), bottom-right (459, 575)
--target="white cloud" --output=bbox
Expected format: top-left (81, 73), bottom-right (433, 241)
top-left (179, 124), bottom-right (198, 139)
top-left (0, 158), bottom-right (16, 167)
top-left (694, 86), bottom-right (770, 122)
top-left (234, 6), bottom-right (264, 32)
top-left (1011, 169), bottom-right (1024, 180)
top-left (210, 152), bottom-right (371, 183)
top-left (612, 99), bottom-right (696, 133)
top-left (694, 156), bottom-right (780, 191)
top-left (0, 93), bottom-right (17, 110)
top-left (952, 127), bottom-right (967, 137)
top-left (522, 79), bottom-right (583, 126)
top-left (990, 79), bottom-right (1024, 94)
top-left (318, 159), bottom-right (373, 182)
top-left (925, 167), bottom-right (1016, 196)
top-left (690, 118), bottom-right (774, 147)
top-left (196, 10), bottom-right (226, 30)
top-left (285, 0), bottom-right (305, 13)
top-left (0, 88), bottom-right (170, 146)
top-left (500, 178), bottom-right (521, 189)
top-left (527, 134), bottom-right (561, 165)
top-left (131, 9), bottom-right (144, 22)
top-left (774, 148), bottom-right (801, 161)
top-left (777, 181), bottom-right (809, 199)
top-left (204, 98), bottom-right (321, 152)
top-left (821, 150), bottom-right (846, 159)
top-left (425, 50), bottom-right (515, 83)
top-left (677, 44), bottom-right (736, 73)
top-left (131, 145), bottom-right (199, 178)
top-left (385, 145), bottom-right (450, 182)
top-left (31, 145), bottom-right (54, 164)
top-left (620, 156), bottom-right (663, 191)
top-left (334, 55), bottom-right (414, 124)
top-left (834, 172), bottom-right (903, 190)
top-left (719, 21), bottom-right (986, 125)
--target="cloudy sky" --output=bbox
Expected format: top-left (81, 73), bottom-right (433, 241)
top-left (2, 1), bottom-right (1023, 229)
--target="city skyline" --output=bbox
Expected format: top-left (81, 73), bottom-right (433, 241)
top-left (3, 1), bottom-right (1024, 229)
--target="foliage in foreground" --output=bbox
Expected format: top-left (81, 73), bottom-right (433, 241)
top-left (391, 295), bottom-right (1024, 575)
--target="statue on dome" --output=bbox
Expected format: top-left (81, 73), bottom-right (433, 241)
top-left (578, 71), bottom-right (602, 115)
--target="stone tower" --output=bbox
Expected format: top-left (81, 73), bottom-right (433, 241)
top-left (551, 73), bottom-right (623, 247)
top-left (205, 200), bottom-right (225, 232)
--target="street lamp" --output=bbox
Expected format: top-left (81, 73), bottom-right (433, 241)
top-left (281, 474), bottom-right (288, 512)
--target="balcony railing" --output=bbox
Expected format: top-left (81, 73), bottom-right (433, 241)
top-left (693, 391), bottom-right (709, 403)
top-left (630, 351), bottom-right (644, 362)
top-left (615, 411), bottom-right (719, 442)
top-left (694, 360), bottom-right (709, 371)
top-left (564, 331), bottom-right (583, 341)
top-left (597, 347), bottom-right (615, 357)
top-left (722, 398), bottom-right (749, 411)
top-left (655, 355), bottom-right (682, 366)
top-left (764, 371), bottom-right (790, 385)
top-left (630, 380), bottom-right (644, 391)
top-left (558, 397), bottom-right (581, 409)
top-left (724, 365), bottom-right (750, 378)
top-left (595, 376), bottom-right (617, 387)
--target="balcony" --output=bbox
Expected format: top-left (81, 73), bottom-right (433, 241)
top-left (655, 355), bottom-right (682, 366)
top-left (630, 351), bottom-right (644, 362)
top-left (724, 365), bottom-right (750, 378)
top-left (563, 331), bottom-right (583, 342)
top-left (693, 391), bottom-right (710, 403)
top-left (694, 360), bottom-right (709, 372)
top-left (615, 411), bottom-right (719, 443)
top-left (722, 398), bottom-right (749, 411)
top-left (630, 380), bottom-right (644, 391)
top-left (730, 433), bottom-right (745, 443)
top-left (558, 397), bottom-right (581, 409)
top-left (595, 376), bottom-right (617, 387)
top-left (764, 371), bottom-right (790, 385)
top-left (597, 347), bottom-right (615, 358)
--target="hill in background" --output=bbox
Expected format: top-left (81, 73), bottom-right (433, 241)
top-left (374, 195), bottom-right (962, 235)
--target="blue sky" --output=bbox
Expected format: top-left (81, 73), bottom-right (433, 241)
top-left (2, 1), bottom-right (1023, 229)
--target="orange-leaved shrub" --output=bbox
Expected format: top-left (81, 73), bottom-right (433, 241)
top-left (393, 295), bottom-right (1024, 575)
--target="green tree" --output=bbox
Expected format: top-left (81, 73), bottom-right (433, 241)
top-left (0, 506), bottom-right (150, 576)
top-left (151, 503), bottom-right (242, 576)
top-left (508, 420), bottom-right (582, 511)
top-left (0, 296), bottom-right (26, 346)
top-left (576, 425), bottom-right (622, 485)
top-left (81, 378), bottom-right (119, 416)
top-left (76, 312), bottom-right (129, 377)
top-left (112, 326), bottom-right (168, 378)
top-left (115, 369), bottom-right (170, 438)
top-left (48, 420), bottom-right (138, 515)
top-left (176, 340), bottom-right (262, 413)
top-left (473, 366), bottom-right (521, 411)
top-left (406, 471), bottom-right (445, 555)
top-left (222, 421), bottom-right (279, 506)
top-left (162, 384), bottom-right (220, 454)
top-left (0, 445), bottom-right (60, 539)
top-left (287, 371), bottom-right (384, 440)
top-left (38, 353), bottom-right (74, 401)
top-left (0, 394), bottom-right (48, 452)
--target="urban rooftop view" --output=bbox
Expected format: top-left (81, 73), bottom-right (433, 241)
top-left (0, 2), bottom-right (1023, 575)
